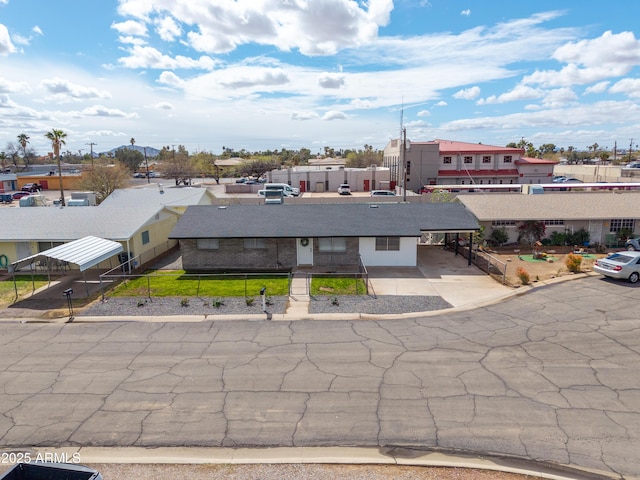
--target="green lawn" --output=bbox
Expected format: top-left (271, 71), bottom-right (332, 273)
top-left (310, 276), bottom-right (367, 295)
top-left (0, 275), bottom-right (50, 307)
top-left (109, 270), bottom-right (290, 297)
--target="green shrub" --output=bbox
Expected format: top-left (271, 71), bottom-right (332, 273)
top-left (489, 227), bottom-right (509, 246)
top-left (548, 231), bottom-right (566, 246)
top-left (180, 298), bottom-right (189, 307)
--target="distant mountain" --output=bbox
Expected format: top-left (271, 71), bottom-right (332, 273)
top-left (101, 145), bottom-right (162, 157)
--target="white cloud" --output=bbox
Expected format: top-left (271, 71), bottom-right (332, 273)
top-left (40, 78), bottom-right (112, 100)
top-left (157, 71), bottom-right (185, 88)
top-left (461, 9), bottom-right (471, 16)
top-left (0, 24), bottom-right (16, 55)
top-left (417, 110), bottom-right (431, 117)
top-left (32, 26), bottom-right (43, 36)
top-left (81, 105), bottom-right (137, 118)
top-left (453, 86), bottom-right (480, 100)
top-left (523, 31), bottom-right (640, 87)
top-left (155, 16), bottom-right (182, 42)
top-left (118, 45), bottom-right (217, 70)
top-left (117, 0), bottom-right (393, 56)
top-left (154, 101), bottom-right (174, 110)
top-left (0, 77), bottom-right (30, 94)
top-left (323, 110), bottom-right (348, 120)
top-left (111, 20), bottom-right (148, 37)
top-left (435, 101), bottom-right (447, 107)
top-left (541, 87), bottom-right (578, 107)
top-left (219, 68), bottom-right (290, 89)
top-left (609, 78), bottom-right (640, 98)
top-left (584, 81), bottom-right (610, 95)
top-left (291, 111), bottom-right (319, 121)
top-left (318, 73), bottom-right (345, 89)
top-left (478, 85), bottom-right (543, 105)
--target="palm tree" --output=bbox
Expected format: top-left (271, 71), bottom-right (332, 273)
top-left (17, 133), bottom-right (30, 158)
top-left (45, 129), bottom-right (68, 206)
top-left (130, 137), bottom-right (135, 150)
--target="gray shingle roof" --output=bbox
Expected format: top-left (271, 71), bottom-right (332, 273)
top-left (0, 204), bottom-right (172, 242)
top-left (99, 186), bottom-right (212, 207)
top-left (170, 203), bottom-right (479, 239)
top-left (458, 191), bottom-right (640, 221)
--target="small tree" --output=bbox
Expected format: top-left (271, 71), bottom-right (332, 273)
top-left (489, 226), bottom-right (509, 246)
top-left (516, 267), bottom-right (530, 285)
top-left (517, 221), bottom-right (546, 245)
top-left (76, 164), bottom-right (131, 204)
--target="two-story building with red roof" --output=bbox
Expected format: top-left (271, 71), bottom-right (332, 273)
top-left (383, 139), bottom-right (557, 192)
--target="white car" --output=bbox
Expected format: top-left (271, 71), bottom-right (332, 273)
top-left (370, 190), bottom-right (396, 196)
top-left (338, 184), bottom-right (351, 195)
top-left (593, 251), bottom-right (640, 283)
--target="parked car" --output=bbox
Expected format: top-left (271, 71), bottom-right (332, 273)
top-left (0, 193), bottom-right (13, 204)
top-left (551, 176), bottom-right (566, 183)
top-left (625, 238), bottom-right (640, 251)
top-left (594, 251), bottom-right (640, 283)
top-left (12, 191), bottom-right (30, 200)
top-left (338, 184), bottom-right (351, 195)
top-left (625, 161), bottom-right (640, 169)
top-left (370, 190), bottom-right (396, 196)
top-left (560, 177), bottom-right (583, 183)
top-left (21, 183), bottom-right (42, 192)
top-left (133, 172), bottom-right (146, 178)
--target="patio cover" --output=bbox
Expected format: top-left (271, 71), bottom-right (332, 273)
top-left (11, 236), bottom-right (123, 272)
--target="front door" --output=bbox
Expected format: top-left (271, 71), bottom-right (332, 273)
top-left (363, 179), bottom-right (370, 191)
top-left (297, 238), bottom-right (313, 265)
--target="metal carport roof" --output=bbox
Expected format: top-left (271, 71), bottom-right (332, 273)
top-left (11, 236), bottom-right (123, 272)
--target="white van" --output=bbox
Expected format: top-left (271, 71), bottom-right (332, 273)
top-left (264, 183), bottom-right (300, 197)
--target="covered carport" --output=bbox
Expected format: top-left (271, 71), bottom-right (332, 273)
top-left (10, 236), bottom-right (123, 298)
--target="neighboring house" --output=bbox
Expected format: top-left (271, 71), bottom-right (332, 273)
top-left (0, 204), bottom-right (181, 270)
top-left (169, 203), bottom-right (479, 271)
top-left (383, 139), bottom-right (557, 192)
top-left (100, 185), bottom-right (215, 214)
top-left (266, 165), bottom-right (391, 193)
top-left (457, 191), bottom-right (640, 246)
top-left (0, 173), bottom-right (18, 193)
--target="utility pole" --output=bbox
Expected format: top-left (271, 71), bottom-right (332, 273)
top-left (86, 142), bottom-right (97, 168)
top-left (402, 127), bottom-right (407, 202)
top-left (629, 138), bottom-right (634, 163)
top-left (144, 147), bottom-right (150, 184)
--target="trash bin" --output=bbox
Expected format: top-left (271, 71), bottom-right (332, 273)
top-left (0, 462), bottom-right (102, 480)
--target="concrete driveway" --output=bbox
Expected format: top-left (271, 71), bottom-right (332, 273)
top-left (367, 245), bottom-right (512, 310)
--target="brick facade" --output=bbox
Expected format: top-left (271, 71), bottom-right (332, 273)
top-left (180, 237), bottom-right (360, 271)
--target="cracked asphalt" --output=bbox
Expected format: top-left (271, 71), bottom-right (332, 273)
top-left (0, 276), bottom-right (638, 479)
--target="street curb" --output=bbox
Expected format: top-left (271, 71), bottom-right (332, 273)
top-left (4, 446), bottom-right (620, 480)
top-left (1, 271), bottom-right (600, 324)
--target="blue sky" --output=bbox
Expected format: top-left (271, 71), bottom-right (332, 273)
top-left (2, 1), bottom-right (640, 156)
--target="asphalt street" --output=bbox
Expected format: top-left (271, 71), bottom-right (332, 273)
top-left (0, 276), bottom-right (638, 478)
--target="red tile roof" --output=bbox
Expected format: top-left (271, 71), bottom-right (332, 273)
top-left (429, 139), bottom-right (524, 155)
top-left (438, 169), bottom-right (519, 176)
top-left (516, 156), bottom-right (558, 165)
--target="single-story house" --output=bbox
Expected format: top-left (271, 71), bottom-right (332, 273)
top-left (0, 204), bottom-right (181, 271)
top-left (169, 202), bottom-right (479, 271)
top-left (0, 186), bottom-right (215, 271)
top-left (99, 185), bottom-right (215, 214)
top-left (457, 191), bottom-right (640, 246)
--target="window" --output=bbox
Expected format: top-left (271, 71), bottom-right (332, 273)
top-left (318, 237), bottom-right (347, 252)
top-left (543, 220), bottom-right (564, 226)
top-left (197, 238), bottom-right (219, 250)
top-left (482, 156), bottom-right (491, 164)
top-left (492, 220), bottom-right (516, 226)
top-left (610, 219), bottom-right (635, 233)
top-left (375, 237), bottom-right (400, 251)
top-left (141, 230), bottom-right (150, 245)
top-left (244, 238), bottom-right (266, 249)
top-left (443, 156), bottom-right (452, 164)
top-left (504, 156), bottom-right (513, 163)
top-left (463, 156), bottom-right (473, 164)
